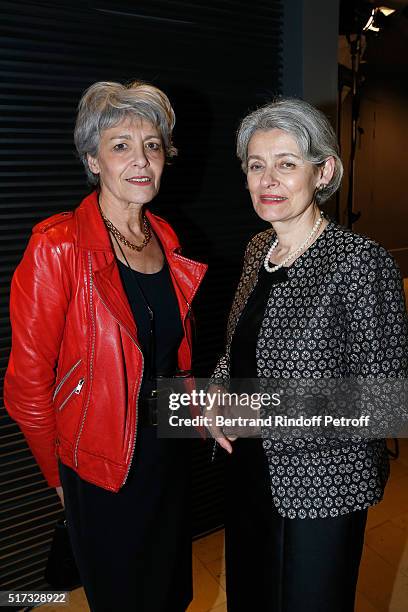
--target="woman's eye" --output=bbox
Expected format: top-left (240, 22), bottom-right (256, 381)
top-left (280, 161), bottom-right (296, 169)
top-left (113, 143), bottom-right (127, 152)
top-left (249, 163), bottom-right (263, 171)
top-left (146, 142), bottom-right (161, 151)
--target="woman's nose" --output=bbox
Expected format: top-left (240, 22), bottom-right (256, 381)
top-left (260, 168), bottom-right (279, 188)
top-left (131, 146), bottom-right (149, 168)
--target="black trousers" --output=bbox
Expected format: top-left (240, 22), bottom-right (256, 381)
top-left (59, 427), bottom-right (192, 612)
top-left (225, 438), bottom-right (367, 612)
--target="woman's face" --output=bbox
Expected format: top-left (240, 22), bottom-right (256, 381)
top-left (246, 128), bottom-right (321, 224)
top-left (87, 116), bottom-right (165, 207)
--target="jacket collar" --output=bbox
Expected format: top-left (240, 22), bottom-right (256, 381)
top-left (76, 191), bottom-right (181, 254)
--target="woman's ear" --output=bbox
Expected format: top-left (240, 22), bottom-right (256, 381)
top-left (87, 153), bottom-right (100, 175)
top-left (317, 156), bottom-right (335, 188)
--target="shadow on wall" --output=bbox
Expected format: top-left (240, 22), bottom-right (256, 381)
top-left (151, 83), bottom-right (264, 374)
top-left (153, 84), bottom-right (213, 258)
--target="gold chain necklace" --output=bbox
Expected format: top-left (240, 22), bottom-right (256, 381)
top-left (98, 205), bottom-right (151, 252)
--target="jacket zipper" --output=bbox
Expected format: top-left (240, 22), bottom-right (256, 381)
top-left (57, 378), bottom-right (85, 412)
top-left (168, 253), bottom-right (194, 362)
top-left (92, 283), bottom-right (144, 487)
top-left (184, 308), bottom-right (193, 366)
top-left (74, 253), bottom-right (96, 467)
top-left (53, 359), bottom-right (82, 400)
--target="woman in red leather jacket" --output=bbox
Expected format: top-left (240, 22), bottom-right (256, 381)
top-left (4, 80), bottom-right (207, 612)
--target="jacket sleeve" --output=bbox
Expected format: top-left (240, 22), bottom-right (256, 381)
top-left (209, 354), bottom-right (231, 388)
top-left (344, 245), bottom-right (408, 378)
top-left (344, 245), bottom-right (408, 436)
top-left (4, 231), bottom-right (71, 487)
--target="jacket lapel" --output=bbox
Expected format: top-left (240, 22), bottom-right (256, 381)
top-left (225, 231), bottom-right (273, 352)
top-left (76, 192), bottom-right (138, 341)
top-left (93, 260), bottom-right (138, 342)
top-left (146, 211), bottom-right (207, 311)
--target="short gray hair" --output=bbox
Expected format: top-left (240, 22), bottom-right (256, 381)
top-left (74, 80), bottom-right (177, 185)
top-left (236, 97), bottom-right (343, 204)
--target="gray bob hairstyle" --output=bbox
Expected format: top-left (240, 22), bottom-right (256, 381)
top-left (236, 97), bottom-right (343, 204)
top-left (74, 80), bottom-right (177, 185)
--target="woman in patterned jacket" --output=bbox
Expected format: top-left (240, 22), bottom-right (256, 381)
top-left (208, 98), bottom-right (408, 612)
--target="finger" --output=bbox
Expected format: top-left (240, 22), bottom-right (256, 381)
top-left (206, 423), bottom-right (234, 453)
top-left (216, 436), bottom-right (233, 454)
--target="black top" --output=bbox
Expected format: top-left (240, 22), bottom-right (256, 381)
top-left (117, 260), bottom-right (183, 398)
top-left (230, 265), bottom-right (288, 381)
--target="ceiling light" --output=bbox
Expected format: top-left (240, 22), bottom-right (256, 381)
top-left (363, 6), bottom-right (396, 32)
top-left (363, 10), bottom-right (380, 32)
top-left (378, 6), bottom-right (396, 17)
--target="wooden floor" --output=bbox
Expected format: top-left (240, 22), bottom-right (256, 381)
top-left (35, 438), bottom-right (408, 612)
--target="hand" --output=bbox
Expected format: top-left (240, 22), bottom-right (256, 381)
top-left (55, 486), bottom-right (65, 508)
top-left (205, 384), bottom-right (234, 454)
top-left (222, 392), bottom-right (262, 439)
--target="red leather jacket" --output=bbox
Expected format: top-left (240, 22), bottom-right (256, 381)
top-left (4, 192), bottom-right (207, 491)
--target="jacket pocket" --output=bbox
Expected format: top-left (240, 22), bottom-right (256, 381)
top-left (53, 359), bottom-right (82, 401)
top-left (56, 378), bottom-right (85, 412)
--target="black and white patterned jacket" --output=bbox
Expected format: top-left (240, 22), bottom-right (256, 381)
top-left (211, 221), bottom-right (408, 519)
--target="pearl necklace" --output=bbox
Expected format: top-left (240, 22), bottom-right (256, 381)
top-left (263, 210), bottom-right (325, 273)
